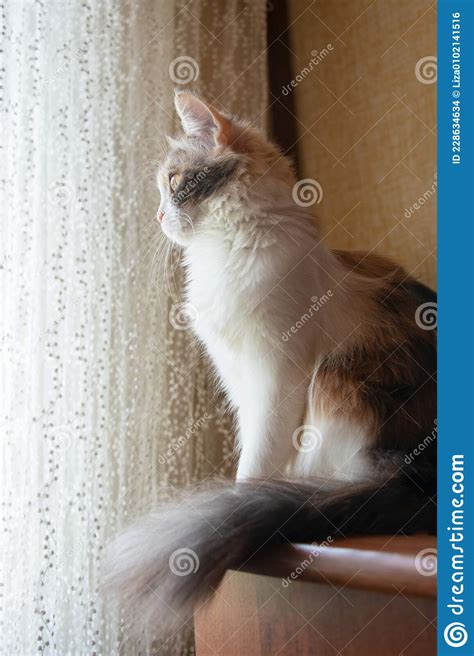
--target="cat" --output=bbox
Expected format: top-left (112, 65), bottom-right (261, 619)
top-left (105, 90), bottom-right (436, 632)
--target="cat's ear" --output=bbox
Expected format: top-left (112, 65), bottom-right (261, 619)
top-left (174, 90), bottom-right (233, 148)
top-left (165, 134), bottom-right (180, 149)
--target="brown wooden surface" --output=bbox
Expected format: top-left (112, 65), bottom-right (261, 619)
top-left (194, 536), bottom-right (437, 656)
top-left (243, 535), bottom-right (437, 598)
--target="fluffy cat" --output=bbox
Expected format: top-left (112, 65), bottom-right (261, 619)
top-left (105, 91), bottom-right (436, 632)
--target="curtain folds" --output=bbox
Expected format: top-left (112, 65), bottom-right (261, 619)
top-left (1, 1), bottom-right (268, 653)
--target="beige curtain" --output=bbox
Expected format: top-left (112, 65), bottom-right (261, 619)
top-left (286, 0), bottom-right (436, 289)
top-left (1, 1), bottom-right (267, 654)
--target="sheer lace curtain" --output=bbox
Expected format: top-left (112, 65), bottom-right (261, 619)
top-left (1, 1), bottom-right (268, 653)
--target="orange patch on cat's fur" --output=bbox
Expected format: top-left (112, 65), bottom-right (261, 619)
top-left (314, 250), bottom-right (436, 453)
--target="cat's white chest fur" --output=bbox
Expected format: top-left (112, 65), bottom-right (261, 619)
top-left (182, 224), bottom-right (372, 481)
top-left (184, 231), bottom-right (270, 343)
top-left (184, 236), bottom-right (266, 408)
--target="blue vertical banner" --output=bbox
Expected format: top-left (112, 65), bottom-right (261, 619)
top-left (438, 0), bottom-right (474, 653)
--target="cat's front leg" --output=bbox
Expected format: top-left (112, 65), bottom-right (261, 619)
top-left (235, 358), bottom-right (310, 480)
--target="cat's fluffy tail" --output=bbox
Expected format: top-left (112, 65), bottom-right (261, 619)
top-left (104, 460), bottom-right (435, 634)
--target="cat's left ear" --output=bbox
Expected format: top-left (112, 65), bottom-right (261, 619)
top-left (174, 90), bottom-right (233, 148)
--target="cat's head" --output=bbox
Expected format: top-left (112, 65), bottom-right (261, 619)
top-left (157, 91), bottom-right (295, 246)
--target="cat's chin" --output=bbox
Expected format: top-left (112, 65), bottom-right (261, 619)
top-left (160, 224), bottom-right (190, 248)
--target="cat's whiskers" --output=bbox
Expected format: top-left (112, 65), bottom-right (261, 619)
top-left (154, 237), bottom-right (181, 301)
top-left (146, 232), bottom-right (169, 298)
top-left (138, 216), bottom-right (159, 237)
top-left (142, 227), bottom-right (164, 265)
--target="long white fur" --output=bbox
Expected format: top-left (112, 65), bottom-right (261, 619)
top-left (157, 91), bottom-right (374, 481)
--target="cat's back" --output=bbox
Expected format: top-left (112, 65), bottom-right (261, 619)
top-left (315, 249), bottom-right (437, 452)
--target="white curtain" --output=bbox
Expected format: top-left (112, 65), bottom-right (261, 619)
top-left (0, 1), bottom-right (268, 653)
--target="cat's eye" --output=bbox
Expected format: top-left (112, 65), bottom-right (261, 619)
top-left (169, 173), bottom-right (182, 192)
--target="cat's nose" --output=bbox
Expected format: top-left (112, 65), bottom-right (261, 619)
top-left (158, 210), bottom-right (165, 223)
